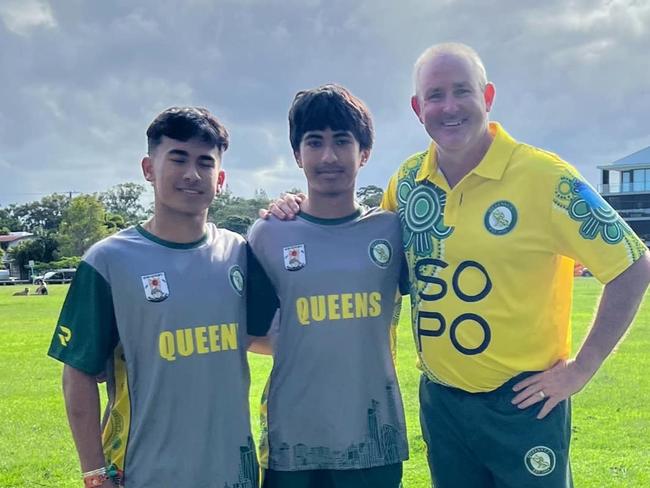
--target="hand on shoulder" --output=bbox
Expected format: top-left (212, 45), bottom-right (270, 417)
top-left (258, 192), bottom-right (306, 220)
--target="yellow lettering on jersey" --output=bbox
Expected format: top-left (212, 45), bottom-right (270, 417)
top-left (158, 323), bottom-right (239, 361)
top-left (369, 292), bottom-right (382, 317)
top-left (355, 293), bottom-right (368, 317)
top-left (296, 297), bottom-right (310, 325)
top-left (176, 328), bottom-right (194, 356)
top-left (327, 294), bottom-right (341, 320)
top-left (221, 323), bottom-right (238, 350)
top-left (159, 331), bottom-right (176, 361)
top-left (310, 295), bottom-right (327, 321)
top-left (208, 324), bottom-right (221, 351)
top-left (294, 292), bottom-right (382, 326)
top-left (195, 326), bottom-right (209, 354)
top-left (341, 293), bottom-right (354, 319)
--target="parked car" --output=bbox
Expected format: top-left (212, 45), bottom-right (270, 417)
top-left (0, 269), bottom-right (16, 283)
top-left (33, 268), bottom-right (76, 284)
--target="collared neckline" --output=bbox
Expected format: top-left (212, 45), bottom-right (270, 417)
top-left (298, 208), bottom-right (362, 226)
top-left (136, 224), bottom-right (208, 249)
top-left (415, 122), bottom-right (518, 184)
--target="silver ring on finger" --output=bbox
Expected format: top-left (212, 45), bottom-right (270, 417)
top-left (539, 390), bottom-right (545, 399)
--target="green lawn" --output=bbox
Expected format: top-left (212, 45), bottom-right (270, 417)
top-left (0, 280), bottom-right (648, 487)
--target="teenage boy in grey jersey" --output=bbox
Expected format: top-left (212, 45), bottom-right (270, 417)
top-left (247, 84), bottom-right (408, 488)
top-left (48, 107), bottom-right (258, 488)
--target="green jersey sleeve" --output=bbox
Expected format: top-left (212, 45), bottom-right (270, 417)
top-left (47, 261), bottom-right (119, 375)
top-left (398, 252), bottom-right (410, 296)
top-left (246, 244), bottom-right (279, 337)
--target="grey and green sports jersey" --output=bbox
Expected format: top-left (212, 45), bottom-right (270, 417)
top-left (248, 208), bottom-right (409, 471)
top-left (48, 224), bottom-right (258, 488)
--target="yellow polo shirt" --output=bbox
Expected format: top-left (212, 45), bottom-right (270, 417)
top-left (383, 122), bottom-right (647, 392)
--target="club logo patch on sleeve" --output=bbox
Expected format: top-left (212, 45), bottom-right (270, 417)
top-left (229, 265), bottom-right (245, 296)
top-left (524, 446), bottom-right (556, 476)
top-left (484, 201), bottom-right (517, 235)
top-left (283, 244), bottom-right (306, 271)
top-left (369, 239), bottom-right (392, 268)
top-left (141, 272), bottom-right (169, 302)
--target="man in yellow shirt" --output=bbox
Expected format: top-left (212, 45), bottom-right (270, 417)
top-left (265, 43), bottom-right (650, 487)
top-left (381, 42), bottom-right (650, 487)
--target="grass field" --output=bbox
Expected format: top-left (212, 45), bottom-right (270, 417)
top-left (1, 280), bottom-right (648, 487)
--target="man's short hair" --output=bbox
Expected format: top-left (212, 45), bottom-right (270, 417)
top-left (288, 84), bottom-right (374, 152)
top-left (413, 42), bottom-right (488, 93)
top-left (146, 107), bottom-right (229, 155)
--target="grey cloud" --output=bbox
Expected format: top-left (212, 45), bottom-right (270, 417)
top-left (0, 0), bottom-right (57, 36)
top-left (1, 0), bottom-right (648, 204)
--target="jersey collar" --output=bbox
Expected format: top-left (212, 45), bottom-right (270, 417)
top-left (298, 208), bottom-right (362, 226)
top-left (415, 122), bottom-right (517, 185)
top-left (135, 224), bottom-right (208, 249)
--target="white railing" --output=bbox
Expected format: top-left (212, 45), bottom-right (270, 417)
top-left (599, 183), bottom-right (650, 193)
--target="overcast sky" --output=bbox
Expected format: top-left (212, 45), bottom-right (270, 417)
top-left (1, 0), bottom-right (649, 206)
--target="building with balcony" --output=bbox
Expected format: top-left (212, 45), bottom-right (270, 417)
top-left (598, 146), bottom-right (650, 245)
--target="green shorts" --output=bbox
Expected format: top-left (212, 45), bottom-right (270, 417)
top-left (419, 373), bottom-right (573, 488)
top-left (262, 463), bottom-right (402, 488)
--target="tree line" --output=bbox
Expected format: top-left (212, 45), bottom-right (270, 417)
top-left (0, 183), bottom-right (384, 278)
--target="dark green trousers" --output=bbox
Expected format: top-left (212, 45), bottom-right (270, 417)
top-left (419, 373), bottom-right (573, 488)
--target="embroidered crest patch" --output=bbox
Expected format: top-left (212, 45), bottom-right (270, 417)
top-left (484, 201), bottom-right (518, 235)
top-left (284, 244), bottom-right (306, 271)
top-left (524, 446), bottom-right (556, 476)
top-left (369, 239), bottom-right (392, 268)
top-left (229, 265), bottom-right (244, 296)
top-left (141, 272), bottom-right (169, 302)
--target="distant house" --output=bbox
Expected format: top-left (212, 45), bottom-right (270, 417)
top-left (598, 146), bottom-right (650, 246)
top-left (0, 232), bottom-right (35, 277)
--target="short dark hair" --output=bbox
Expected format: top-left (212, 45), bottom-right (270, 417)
top-left (146, 107), bottom-right (229, 155)
top-left (288, 84), bottom-right (374, 152)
